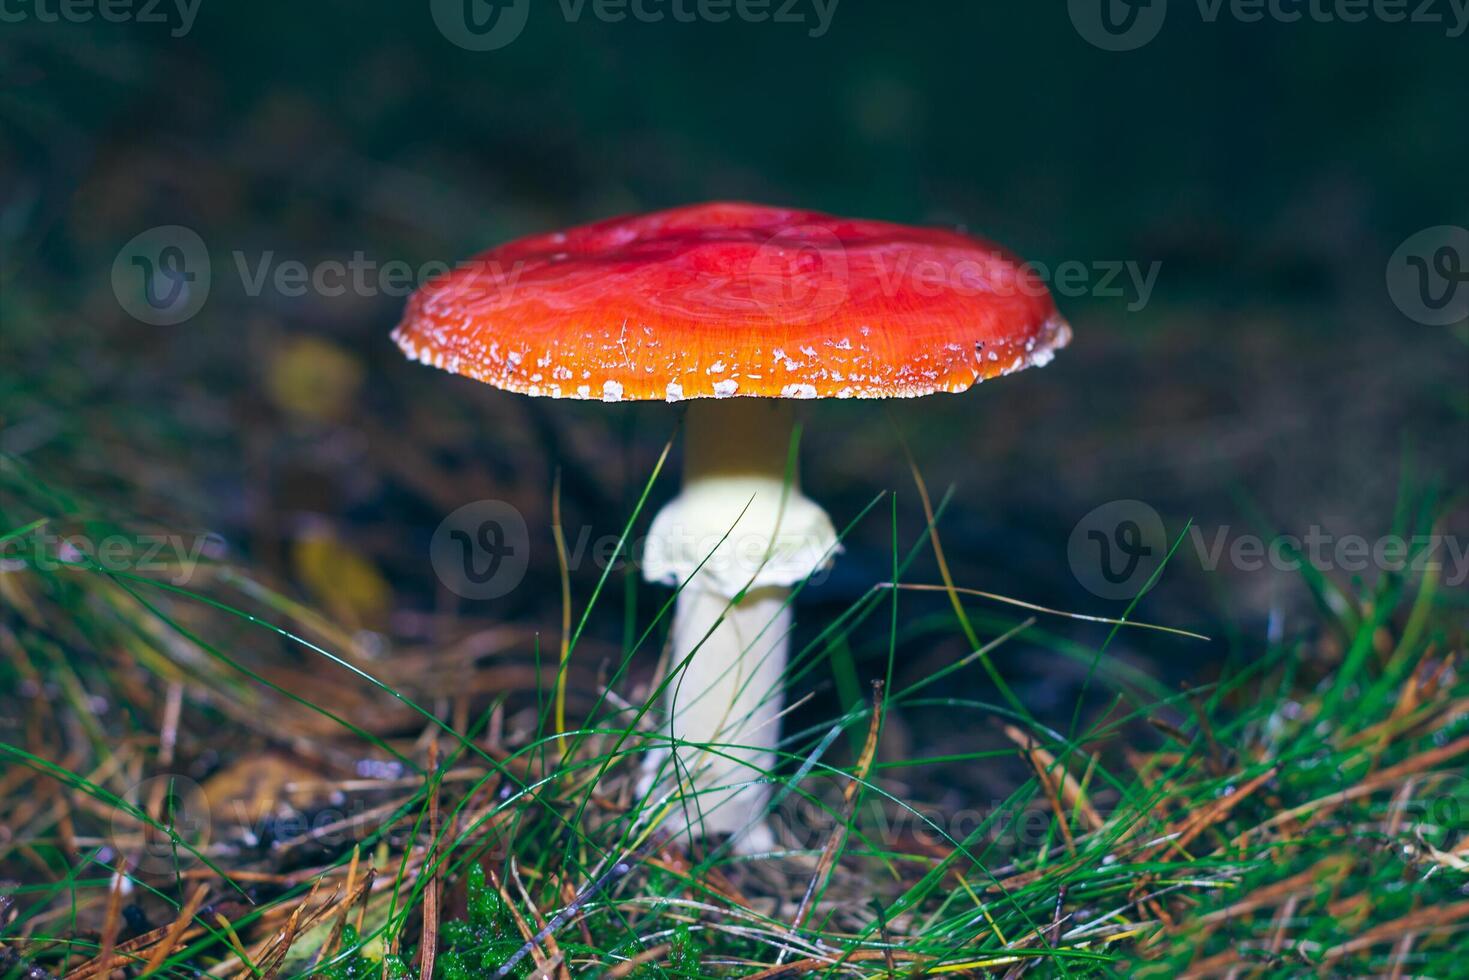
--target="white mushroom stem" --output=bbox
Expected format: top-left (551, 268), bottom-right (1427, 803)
top-left (640, 399), bottom-right (838, 851)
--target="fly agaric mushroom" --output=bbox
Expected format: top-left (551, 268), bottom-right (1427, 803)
top-left (393, 202), bottom-right (1069, 851)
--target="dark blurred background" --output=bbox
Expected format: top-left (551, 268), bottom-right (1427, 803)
top-left (2, 2), bottom-right (1466, 766)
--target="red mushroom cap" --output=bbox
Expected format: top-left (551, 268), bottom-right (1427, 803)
top-left (392, 201), bottom-right (1070, 401)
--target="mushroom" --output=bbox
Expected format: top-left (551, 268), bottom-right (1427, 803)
top-left (392, 202), bottom-right (1069, 851)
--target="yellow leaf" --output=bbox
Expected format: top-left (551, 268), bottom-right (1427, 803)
top-left (292, 526), bottom-right (391, 630)
top-left (266, 336), bottom-right (364, 423)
